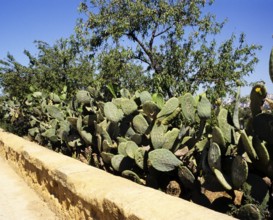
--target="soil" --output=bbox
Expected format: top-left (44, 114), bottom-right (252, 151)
top-left (0, 156), bottom-right (59, 220)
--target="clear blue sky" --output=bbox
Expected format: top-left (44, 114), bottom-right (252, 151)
top-left (0, 0), bottom-right (272, 96)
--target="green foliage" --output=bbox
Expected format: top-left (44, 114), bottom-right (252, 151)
top-left (0, 36), bottom-right (95, 100)
top-left (0, 1), bottom-right (272, 218)
top-left (77, 0), bottom-right (261, 98)
top-left (0, 84), bottom-right (272, 218)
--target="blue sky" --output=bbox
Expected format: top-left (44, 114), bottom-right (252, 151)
top-left (0, 0), bottom-right (272, 96)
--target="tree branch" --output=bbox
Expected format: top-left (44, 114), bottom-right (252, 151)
top-left (127, 31), bottom-right (154, 66)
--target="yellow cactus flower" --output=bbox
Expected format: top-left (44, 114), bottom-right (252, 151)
top-left (255, 87), bottom-right (262, 95)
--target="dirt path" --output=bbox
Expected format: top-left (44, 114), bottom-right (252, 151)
top-left (0, 156), bottom-right (58, 220)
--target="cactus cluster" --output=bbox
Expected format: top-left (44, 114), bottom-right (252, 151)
top-left (0, 48), bottom-right (273, 219)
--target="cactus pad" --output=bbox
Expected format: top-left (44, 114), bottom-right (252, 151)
top-left (151, 123), bottom-right (167, 149)
top-left (269, 47), bottom-right (273, 83)
top-left (180, 93), bottom-right (196, 122)
top-left (253, 113), bottom-right (273, 144)
top-left (162, 128), bottom-right (179, 150)
top-left (197, 95), bottom-right (211, 119)
top-left (231, 156), bottom-right (248, 189)
top-left (104, 102), bottom-right (124, 122)
top-left (236, 204), bottom-right (262, 220)
top-left (157, 97), bottom-right (179, 118)
top-left (239, 130), bottom-right (258, 160)
top-left (76, 90), bottom-right (91, 104)
top-left (177, 165), bottom-right (195, 189)
top-left (46, 105), bottom-right (64, 121)
top-left (208, 142), bottom-right (222, 171)
top-left (148, 149), bottom-right (182, 172)
top-left (217, 108), bottom-right (232, 143)
top-left (212, 126), bottom-right (226, 151)
top-left (132, 114), bottom-right (149, 134)
top-left (213, 168), bottom-right (232, 190)
top-left (120, 98), bottom-right (138, 115)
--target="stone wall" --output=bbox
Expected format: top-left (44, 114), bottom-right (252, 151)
top-left (0, 129), bottom-right (235, 219)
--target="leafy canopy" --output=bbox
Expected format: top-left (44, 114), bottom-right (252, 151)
top-left (0, 36), bottom-right (95, 100)
top-left (76, 0), bottom-right (261, 98)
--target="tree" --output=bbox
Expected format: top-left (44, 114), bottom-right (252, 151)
top-left (96, 47), bottom-right (149, 93)
top-left (0, 36), bottom-right (95, 100)
top-left (76, 0), bottom-right (261, 99)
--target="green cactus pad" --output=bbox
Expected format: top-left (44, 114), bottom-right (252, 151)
top-left (134, 148), bottom-right (146, 170)
top-left (152, 93), bottom-right (164, 109)
top-left (28, 127), bottom-right (39, 137)
top-left (111, 155), bottom-right (133, 172)
top-left (132, 114), bottom-right (149, 134)
top-left (32, 91), bottom-right (43, 98)
top-left (80, 130), bottom-right (93, 145)
top-left (208, 142), bottom-right (222, 171)
top-left (139, 91), bottom-right (152, 104)
top-left (46, 105), bottom-right (64, 121)
top-left (76, 90), bottom-right (91, 104)
top-left (213, 168), bottom-right (232, 190)
top-left (142, 101), bottom-right (160, 117)
top-left (232, 87), bottom-right (241, 130)
top-left (111, 154), bottom-right (125, 172)
top-left (236, 204), bottom-right (262, 220)
top-left (239, 130), bottom-right (258, 160)
top-left (148, 149), bottom-right (182, 172)
top-left (67, 117), bottom-right (78, 128)
top-left (177, 165), bottom-right (195, 189)
top-left (104, 102), bottom-right (124, 122)
top-left (253, 113), bottom-right (273, 144)
top-left (231, 156), bottom-right (248, 189)
top-left (217, 108), bottom-right (232, 143)
top-left (120, 88), bottom-right (131, 98)
top-left (195, 138), bottom-right (209, 152)
top-left (161, 107), bottom-right (181, 125)
top-left (180, 93), bottom-right (196, 122)
top-left (157, 97), bottom-right (179, 118)
top-left (76, 116), bottom-right (83, 133)
top-left (101, 152), bottom-right (114, 164)
top-left (42, 128), bottom-right (58, 142)
top-left (252, 136), bottom-right (270, 167)
top-left (125, 141), bottom-right (139, 159)
top-left (49, 93), bottom-right (61, 103)
top-left (197, 95), bottom-right (211, 119)
top-left (118, 142), bottom-right (128, 156)
top-left (151, 123), bottom-right (167, 149)
top-left (120, 98), bottom-right (138, 115)
top-left (269, 47), bottom-right (273, 83)
top-left (212, 126), bottom-right (226, 151)
top-left (162, 128), bottom-right (179, 150)
top-left (121, 170), bottom-right (143, 184)
top-left (250, 84), bottom-right (267, 117)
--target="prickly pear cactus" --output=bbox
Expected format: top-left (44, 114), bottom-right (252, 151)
top-left (157, 97), bottom-right (179, 118)
top-left (76, 90), bottom-right (91, 104)
top-left (151, 123), bottom-right (167, 149)
top-left (253, 113), bottom-right (273, 144)
top-left (250, 84), bottom-right (267, 117)
top-left (208, 142), bottom-right (221, 171)
top-left (269, 47), bottom-right (273, 83)
top-left (197, 95), bottom-right (211, 119)
top-left (148, 149), bottom-right (182, 172)
top-left (180, 93), bottom-right (196, 122)
top-left (132, 114), bottom-right (149, 134)
top-left (104, 102), bottom-right (124, 122)
top-left (236, 204), bottom-right (262, 220)
top-left (231, 155), bottom-right (248, 189)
